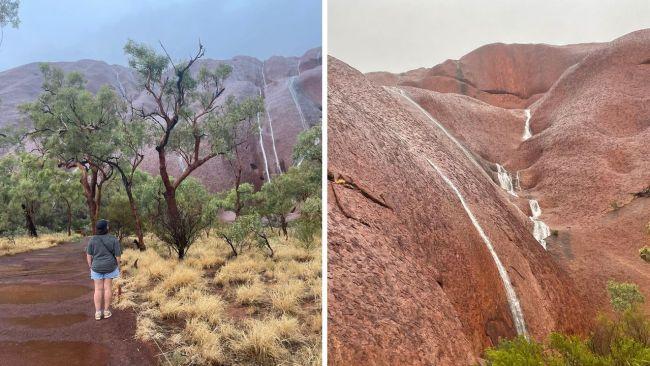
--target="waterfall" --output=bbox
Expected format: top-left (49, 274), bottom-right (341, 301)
top-left (496, 164), bottom-right (518, 197)
top-left (256, 93), bottom-right (272, 182)
top-left (389, 87), bottom-right (484, 172)
top-left (261, 64), bottom-right (283, 173)
top-left (426, 158), bottom-right (528, 336)
top-left (522, 109), bottom-right (532, 140)
top-left (177, 155), bottom-right (186, 171)
top-left (529, 199), bottom-right (551, 249)
top-left (288, 76), bottom-right (308, 130)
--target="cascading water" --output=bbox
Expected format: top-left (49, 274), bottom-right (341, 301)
top-left (177, 155), bottom-right (186, 171)
top-left (386, 86), bottom-right (528, 335)
top-left (529, 199), bottom-right (551, 249)
top-left (522, 109), bottom-right (532, 140)
top-left (288, 76), bottom-right (308, 130)
top-left (426, 158), bottom-right (528, 337)
top-left (496, 164), bottom-right (518, 197)
top-left (261, 63), bottom-right (282, 173)
top-left (256, 88), bottom-right (272, 182)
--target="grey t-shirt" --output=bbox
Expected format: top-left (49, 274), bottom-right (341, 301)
top-left (86, 234), bottom-right (122, 274)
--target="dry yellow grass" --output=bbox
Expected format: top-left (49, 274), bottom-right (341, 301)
top-left (118, 233), bottom-right (321, 365)
top-left (214, 255), bottom-right (271, 285)
top-left (270, 279), bottom-right (304, 314)
top-left (160, 265), bottom-right (202, 293)
top-left (235, 280), bottom-right (266, 305)
top-left (0, 233), bottom-right (81, 256)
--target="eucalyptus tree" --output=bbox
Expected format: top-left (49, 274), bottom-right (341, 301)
top-left (0, 154), bottom-right (63, 237)
top-left (0, 0), bottom-right (19, 48)
top-left (123, 40), bottom-right (262, 259)
top-left (95, 111), bottom-right (150, 250)
top-left (50, 166), bottom-right (84, 236)
top-left (20, 64), bottom-right (121, 233)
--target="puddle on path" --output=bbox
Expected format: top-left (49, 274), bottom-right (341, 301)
top-left (5, 313), bottom-right (87, 328)
top-left (0, 340), bottom-right (109, 366)
top-left (0, 284), bottom-right (90, 304)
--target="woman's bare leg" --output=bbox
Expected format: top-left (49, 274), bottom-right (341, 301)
top-left (93, 279), bottom-right (103, 312)
top-left (103, 278), bottom-right (113, 311)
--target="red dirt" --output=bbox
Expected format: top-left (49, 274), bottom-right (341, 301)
top-left (0, 240), bottom-right (157, 366)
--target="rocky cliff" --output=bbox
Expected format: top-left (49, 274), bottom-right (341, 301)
top-left (329, 29), bottom-right (650, 365)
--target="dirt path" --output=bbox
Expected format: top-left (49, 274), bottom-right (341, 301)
top-left (0, 239), bottom-right (157, 366)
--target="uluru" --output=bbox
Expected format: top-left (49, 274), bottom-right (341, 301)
top-left (328, 28), bottom-right (650, 365)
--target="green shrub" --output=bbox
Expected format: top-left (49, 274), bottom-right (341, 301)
top-left (484, 336), bottom-right (546, 366)
top-left (485, 282), bottom-right (649, 366)
top-left (607, 281), bottom-right (645, 312)
top-left (548, 333), bottom-right (608, 366)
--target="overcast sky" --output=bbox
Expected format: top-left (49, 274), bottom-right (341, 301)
top-left (329, 0), bottom-right (650, 72)
top-left (0, 0), bottom-right (321, 71)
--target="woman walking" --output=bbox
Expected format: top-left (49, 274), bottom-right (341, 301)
top-left (86, 219), bottom-right (121, 320)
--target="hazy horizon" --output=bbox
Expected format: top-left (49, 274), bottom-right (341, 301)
top-left (0, 0), bottom-right (321, 72)
top-left (329, 0), bottom-right (650, 73)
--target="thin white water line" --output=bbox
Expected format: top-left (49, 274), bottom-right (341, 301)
top-left (261, 62), bottom-right (282, 173)
top-left (289, 76), bottom-right (308, 130)
top-left (388, 87), bottom-right (487, 177)
top-left (426, 158), bottom-right (528, 337)
top-left (114, 68), bottom-right (127, 97)
top-left (256, 90), bottom-right (271, 182)
top-left (177, 155), bottom-right (186, 171)
top-left (523, 109), bottom-right (532, 140)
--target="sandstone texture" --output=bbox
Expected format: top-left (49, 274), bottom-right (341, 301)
top-left (329, 29), bottom-right (650, 364)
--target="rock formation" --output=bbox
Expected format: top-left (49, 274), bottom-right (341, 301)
top-left (329, 29), bottom-right (650, 365)
top-left (0, 48), bottom-right (322, 192)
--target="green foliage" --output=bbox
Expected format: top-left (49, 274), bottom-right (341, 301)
top-left (0, 154), bottom-right (85, 236)
top-left (0, 0), bottom-right (19, 29)
top-left (548, 333), bottom-right (608, 366)
top-left (210, 183), bottom-right (257, 216)
top-left (292, 124), bottom-right (322, 165)
top-left (484, 336), bottom-right (546, 366)
top-left (608, 281), bottom-right (645, 312)
top-left (143, 177), bottom-right (214, 257)
top-left (294, 196), bottom-right (321, 245)
top-left (485, 283), bottom-right (650, 366)
top-left (216, 213), bottom-right (272, 256)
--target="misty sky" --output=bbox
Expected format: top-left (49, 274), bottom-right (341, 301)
top-left (0, 0), bottom-right (321, 71)
top-left (329, 0), bottom-right (650, 72)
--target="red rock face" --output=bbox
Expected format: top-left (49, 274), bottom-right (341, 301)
top-left (328, 57), bottom-right (590, 365)
top-left (0, 48), bottom-right (322, 192)
top-left (510, 29), bottom-right (650, 315)
top-left (332, 28), bottom-right (650, 364)
top-left (367, 43), bottom-right (602, 109)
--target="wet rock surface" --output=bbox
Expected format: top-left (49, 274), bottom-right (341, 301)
top-left (330, 28), bottom-right (650, 364)
top-left (328, 57), bottom-right (589, 365)
top-left (0, 240), bottom-right (156, 365)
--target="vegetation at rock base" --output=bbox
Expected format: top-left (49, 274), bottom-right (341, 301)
top-left (483, 281), bottom-right (650, 366)
top-left (607, 281), bottom-right (645, 313)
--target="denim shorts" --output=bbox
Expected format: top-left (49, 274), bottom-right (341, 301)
top-left (90, 267), bottom-right (120, 280)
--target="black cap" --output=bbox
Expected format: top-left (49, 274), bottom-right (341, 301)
top-left (96, 219), bottom-right (109, 235)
